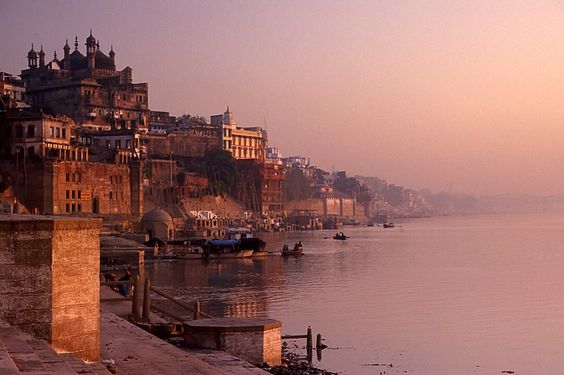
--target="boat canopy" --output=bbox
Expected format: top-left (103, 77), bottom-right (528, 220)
top-left (208, 239), bottom-right (239, 246)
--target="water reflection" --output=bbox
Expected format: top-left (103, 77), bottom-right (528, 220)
top-left (147, 214), bottom-right (564, 374)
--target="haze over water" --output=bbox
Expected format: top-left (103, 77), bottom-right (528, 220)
top-left (5, 1), bottom-right (564, 194)
top-left (148, 213), bottom-right (564, 374)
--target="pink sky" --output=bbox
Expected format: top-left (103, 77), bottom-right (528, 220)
top-left (2, 0), bottom-right (564, 195)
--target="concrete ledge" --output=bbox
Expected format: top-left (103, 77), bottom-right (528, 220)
top-left (184, 318), bottom-right (281, 333)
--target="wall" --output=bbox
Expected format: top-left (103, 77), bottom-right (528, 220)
top-left (0, 215), bottom-right (101, 362)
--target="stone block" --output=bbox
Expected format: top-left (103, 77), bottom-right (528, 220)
top-left (0, 215), bottom-right (101, 362)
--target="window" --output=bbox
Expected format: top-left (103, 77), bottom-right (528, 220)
top-left (15, 126), bottom-right (23, 138)
top-left (66, 173), bottom-right (69, 182)
top-left (78, 203), bottom-right (82, 212)
top-left (109, 191), bottom-right (113, 200)
top-left (27, 125), bottom-right (34, 138)
top-left (126, 139), bottom-right (131, 149)
top-left (109, 176), bottom-right (113, 184)
top-left (72, 190), bottom-right (75, 199)
top-left (106, 140), bottom-right (111, 149)
top-left (56, 128), bottom-right (60, 138)
top-left (65, 203), bottom-right (70, 213)
top-left (78, 190), bottom-right (81, 199)
top-left (72, 173), bottom-right (75, 182)
top-left (66, 190), bottom-right (69, 199)
top-left (50, 127), bottom-right (54, 137)
top-left (71, 203), bottom-right (76, 212)
top-left (77, 173), bottom-right (81, 183)
top-left (62, 128), bottom-right (66, 139)
top-left (115, 140), bottom-right (121, 149)
top-left (27, 147), bottom-right (34, 157)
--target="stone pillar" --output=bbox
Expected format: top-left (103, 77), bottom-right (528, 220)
top-left (0, 215), bottom-right (102, 362)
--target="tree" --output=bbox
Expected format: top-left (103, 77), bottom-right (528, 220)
top-left (201, 147), bottom-right (238, 196)
top-left (283, 167), bottom-right (311, 201)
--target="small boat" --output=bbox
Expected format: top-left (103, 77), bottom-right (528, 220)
top-left (333, 232), bottom-right (349, 240)
top-left (281, 244), bottom-right (303, 256)
top-left (383, 223), bottom-right (395, 229)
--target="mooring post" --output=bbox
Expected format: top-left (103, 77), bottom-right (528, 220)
top-left (306, 326), bottom-right (313, 350)
top-left (194, 301), bottom-right (201, 320)
top-left (131, 275), bottom-right (141, 321)
top-left (142, 278), bottom-right (151, 322)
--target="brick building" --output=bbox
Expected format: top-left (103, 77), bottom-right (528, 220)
top-left (0, 106), bottom-right (142, 217)
top-left (236, 160), bottom-right (284, 215)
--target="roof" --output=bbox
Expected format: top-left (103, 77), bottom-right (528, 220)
top-left (142, 208), bottom-right (173, 224)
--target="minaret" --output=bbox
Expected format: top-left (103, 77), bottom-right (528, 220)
top-left (38, 45), bottom-right (45, 67)
top-left (86, 30), bottom-right (96, 70)
top-left (27, 43), bottom-right (38, 68)
top-left (74, 36), bottom-right (79, 50)
top-left (63, 38), bottom-right (70, 70)
top-left (109, 45), bottom-right (116, 69)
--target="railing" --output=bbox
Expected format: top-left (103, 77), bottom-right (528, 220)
top-left (101, 275), bottom-right (213, 323)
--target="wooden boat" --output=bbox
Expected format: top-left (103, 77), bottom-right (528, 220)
top-left (205, 249), bottom-right (254, 259)
top-left (203, 239), bottom-right (254, 259)
top-left (333, 232), bottom-right (349, 240)
top-left (175, 247), bottom-right (204, 259)
top-left (281, 244), bottom-right (303, 256)
top-left (383, 223), bottom-right (395, 229)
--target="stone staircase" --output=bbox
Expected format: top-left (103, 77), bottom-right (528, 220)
top-left (0, 326), bottom-right (111, 374)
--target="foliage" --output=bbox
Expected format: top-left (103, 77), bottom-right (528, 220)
top-left (201, 147), bottom-right (238, 196)
top-left (176, 114), bottom-right (208, 127)
top-left (283, 166), bottom-right (311, 201)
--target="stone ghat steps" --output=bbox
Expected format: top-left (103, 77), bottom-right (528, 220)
top-left (0, 326), bottom-right (111, 374)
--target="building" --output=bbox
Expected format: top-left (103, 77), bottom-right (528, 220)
top-left (20, 32), bottom-right (149, 132)
top-left (236, 160), bottom-right (285, 215)
top-left (0, 105), bottom-right (142, 217)
top-left (211, 107), bottom-right (267, 161)
top-left (149, 110), bottom-right (176, 133)
top-left (0, 72), bottom-right (26, 106)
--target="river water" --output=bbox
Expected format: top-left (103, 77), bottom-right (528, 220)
top-left (146, 213), bottom-right (564, 374)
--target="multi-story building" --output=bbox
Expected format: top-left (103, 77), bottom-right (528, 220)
top-left (149, 110), bottom-right (176, 133)
top-left (0, 72), bottom-right (26, 106)
top-left (0, 104), bottom-right (142, 217)
top-left (210, 107), bottom-right (267, 161)
top-left (20, 32), bottom-right (149, 132)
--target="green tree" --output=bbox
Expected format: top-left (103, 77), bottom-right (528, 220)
top-left (201, 147), bottom-right (238, 196)
top-left (283, 167), bottom-right (311, 201)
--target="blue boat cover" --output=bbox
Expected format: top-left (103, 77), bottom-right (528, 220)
top-left (208, 239), bottom-right (238, 246)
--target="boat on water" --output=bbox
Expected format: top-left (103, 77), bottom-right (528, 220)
top-left (281, 243), bottom-right (303, 256)
top-left (383, 223), bottom-right (395, 229)
top-left (204, 239), bottom-right (254, 259)
top-left (333, 232), bottom-right (349, 240)
top-left (226, 227), bottom-right (267, 256)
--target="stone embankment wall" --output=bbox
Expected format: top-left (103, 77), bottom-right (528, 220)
top-left (285, 197), bottom-right (359, 217)
top-left (0, 215), bottom-right (101, 362)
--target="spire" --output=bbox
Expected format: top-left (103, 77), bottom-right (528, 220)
top-left (96, 41), bottom-right (100, 50)
top-left (27, 43), bottom-right (38, 68)
top-left (54, 51), bottom-right (58, 60)
top-left (63, 38), bottom-right (70, 52)
top-left (74, 36), bottom-right (78, 50)
top-left (39, 45), bottom-right (45, 67)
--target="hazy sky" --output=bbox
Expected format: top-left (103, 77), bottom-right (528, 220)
top-left (2, 0), bottom-right (564, 195)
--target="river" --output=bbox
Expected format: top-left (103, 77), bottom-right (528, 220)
top-left (146, 213), bottom-right (564, 374)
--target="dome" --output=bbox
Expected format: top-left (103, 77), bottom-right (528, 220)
top-left (142, 208), bottom-right (173, 224)
top-left (86, 31), bottom-right (96, 45)
top-left (27, 45), bottom-right (38, 59)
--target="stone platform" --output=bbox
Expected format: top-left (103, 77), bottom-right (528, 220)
top-left (101, 311), bottom-right (268, 374)
top-left (184, 318), bottom-right (282, 366)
